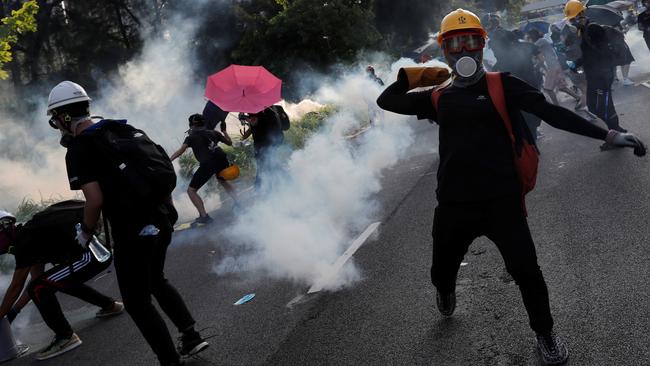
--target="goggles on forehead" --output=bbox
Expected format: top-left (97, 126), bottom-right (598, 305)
top-left (442, 33), bottom-right (485, 54)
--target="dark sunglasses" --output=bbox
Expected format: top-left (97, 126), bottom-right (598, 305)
top-left (442, 33), bottom-right (485, 54)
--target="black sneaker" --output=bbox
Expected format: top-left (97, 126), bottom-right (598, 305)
top-left (178, 330), bottom-right (209, 357)
top-left (435, 290), bottom-right (456, 317)
top-left (536, 332), bottom-right (568, 366)
top-left (192, 215), bottom-right (214, 226)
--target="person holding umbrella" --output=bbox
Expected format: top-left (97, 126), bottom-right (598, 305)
top-left (204, 65), bottom-right (286, 191)
top-left (376, 8), bottom-right (645, 366)
top-left (169, 113), bottom-right (240, 225)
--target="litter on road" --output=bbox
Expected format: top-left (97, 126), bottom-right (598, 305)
top-left (234, 294), bottom-right (256, 306)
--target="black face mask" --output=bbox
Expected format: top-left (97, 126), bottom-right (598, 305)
top-left (445, 50), bottom-right (486, 87)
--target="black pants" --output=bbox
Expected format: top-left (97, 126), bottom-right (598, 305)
top-left (431, 195), bottom-right (554, 334)
top-left (113, 228), bottom-right (195, 365)
top-left (28, 252), bottom-right (114, 338)
top-left (645, 33), bottom-right (650, 52)
top-left (586, 83), bottom-right (623, 131)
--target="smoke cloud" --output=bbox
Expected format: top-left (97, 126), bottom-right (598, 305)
top-left (213, 58), bottom-right (447, 290)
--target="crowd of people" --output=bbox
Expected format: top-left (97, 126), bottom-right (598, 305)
top-left (0, 1), bottom-right (648, 365)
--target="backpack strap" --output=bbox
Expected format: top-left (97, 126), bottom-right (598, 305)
top-left (485, 72), bottom-right (515, 143)
top-left (431, 77), bottom-right (453, 111)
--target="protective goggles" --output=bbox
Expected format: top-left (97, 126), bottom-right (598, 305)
top-left (441, 33), bottom-right (485, 54)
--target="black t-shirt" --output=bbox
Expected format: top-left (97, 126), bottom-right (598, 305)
top-left (65, 120), bottom-right (169, 231)
top-left (12, 222), bottom-right (83, 269)
top-left (183, 129), bottom-right (228, 165)
top-left (376, 72), bottom-right (608, 203)
top-left (250, 108), bottom-right (284, 152)
top-left (578, 25), bottom-right (616, 87)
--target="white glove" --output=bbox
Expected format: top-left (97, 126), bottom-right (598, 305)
top-left (75, 229), bottom-right (91, 249)
top-left (606, 130), bottom-right (647, 156)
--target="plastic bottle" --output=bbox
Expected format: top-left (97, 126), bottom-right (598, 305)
top-left (75, 223), bottom-right (111, 263)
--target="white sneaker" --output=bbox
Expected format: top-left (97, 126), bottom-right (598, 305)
top-left (622, 78), bottom-right (634, 86)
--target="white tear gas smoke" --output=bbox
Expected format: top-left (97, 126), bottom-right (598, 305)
top-left (214, 58), bottom-right (449, 290)
top-left (625, 29), bottom-right (650, 79)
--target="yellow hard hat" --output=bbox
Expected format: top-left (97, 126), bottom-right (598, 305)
top-left (564, 0), bottom-right (586, 20)
top-left (437, 8), bottom-right (487, 45)
top-left (218, 165), bottom-right (240, 180)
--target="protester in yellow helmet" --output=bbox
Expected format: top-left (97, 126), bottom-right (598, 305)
top-left (377, 7), bottom-right (645, 366)
top-left (564, 0), bottom-right (586, 21)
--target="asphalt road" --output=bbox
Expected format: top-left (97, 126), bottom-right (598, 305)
top-left (7, 78), bottom-right (650, 366)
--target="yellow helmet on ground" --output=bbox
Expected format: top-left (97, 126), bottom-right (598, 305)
top-left (564, 0), bottom-right (586, 20)
top-left (218, 165), bottom-right (240, 180)
top-left (437, 8), bottom-right (487, 45)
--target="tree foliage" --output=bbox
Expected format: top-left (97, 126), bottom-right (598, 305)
top-left (0, 0), bottom-right (38, 79)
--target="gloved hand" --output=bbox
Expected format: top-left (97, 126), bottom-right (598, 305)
top-left (7, 307), bottom-right (19, 323)
top-left (606, 130), bottom-right (647, 156)
top-left (398, 67), bottom-right (451, 90)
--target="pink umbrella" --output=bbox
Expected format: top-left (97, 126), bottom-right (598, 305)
top-left (204, 65), bottom-right (282, 114)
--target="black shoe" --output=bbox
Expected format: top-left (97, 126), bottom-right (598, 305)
top-left (178, 330), bottom-right (209, 357)
top-left (536, 332), bottom-right (568, 366)
top-left (435, 290), bottom-right (456, 316)
top-left (192, 215), bottom-right (213, 226)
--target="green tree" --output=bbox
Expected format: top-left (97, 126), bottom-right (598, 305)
top-left (0, 0), bottom-right (38, 79)
top-left (234, 0), bottom-right (382, 82)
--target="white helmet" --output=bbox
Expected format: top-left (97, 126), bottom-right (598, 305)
top-left (47, 81), bottom-right (91, 115)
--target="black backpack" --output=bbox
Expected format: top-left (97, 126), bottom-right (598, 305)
top-left (21, 200), bottom-right (87, 262)
top-left (93, 120), bottom-right (177, 205)
top-left (269, 105), bottom-right (290, 131)
top-left (603, 26), bottom-right (629, 66)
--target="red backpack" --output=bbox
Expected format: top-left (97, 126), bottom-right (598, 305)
top-left (432, 72), bottom-right (539, 197)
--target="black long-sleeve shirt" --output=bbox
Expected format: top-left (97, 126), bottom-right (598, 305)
top-left (377, 73), bottom-right (607, 203)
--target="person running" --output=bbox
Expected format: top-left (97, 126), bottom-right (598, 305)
top-left (561, 22), bottom-right (588, 110)
top-left (0, 203), bottom-right (123, 361)
top-left (46, 81), bottom-right (209, 366)
top-left (526, 29), bottom-right (580, 105)
top-left (239, 107), bottom-right (287, 191)
top-left (170, 113), bottom-right (238, 225)
top-left (565, 1), bottom-right (629, 142)
top-left (376, 8), bottom-right (646, 366)
top-left (638, 0), bottom-right (650, 52)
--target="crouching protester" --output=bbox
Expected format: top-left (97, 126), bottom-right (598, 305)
top-left (170, 113), bottom-right (239, 225)
top-left (46, 81), bottom-right (209, 366)
top-left (376, 9), bottom-right (646, 366)
top-left (0, 202), bottom-right (123, 361)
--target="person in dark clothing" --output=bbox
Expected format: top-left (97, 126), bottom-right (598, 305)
top-left (239, 107), bottom-right (286, 191)
top-left (0, 207), bottom-right (123, 361)
top-left (170, 113), bottom-right (238, 225)
top-left (485, 13), bottom-right (517, 72)
top-left (639, 0), bottom-right (650, 51)
top-left (366, 65), bottom-right (385, 124)
top-left (376, 8), bottom-right (645, 366)
top-left (566, 2), bottom-right (629, 141)
top-left (46, 81), bottom-right (209, 366)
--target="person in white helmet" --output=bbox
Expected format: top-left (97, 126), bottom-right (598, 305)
top-left (0, 204), bottom-right (123, 361)
top-left (47, 81), bottom-right (208, 366)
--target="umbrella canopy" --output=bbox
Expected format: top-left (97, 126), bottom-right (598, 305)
top-left (605, 0), bottom-right (634, 10)
top-left (205, 65), bottom-right (282, 114)
top-left (585, 5), bottom-right (624, 26)
top-left (520, 20), bottom-right (551, 34)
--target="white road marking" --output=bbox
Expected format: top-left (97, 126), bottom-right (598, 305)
top-left (307, 222), bottom-right (381, 294)
top-left (642, 82), bottom-right (650, 90)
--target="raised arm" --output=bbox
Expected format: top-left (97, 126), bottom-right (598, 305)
top-left (377, 67), bottom-right (449, 119)
top-left (169, 144), bottom-right (188, 161)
